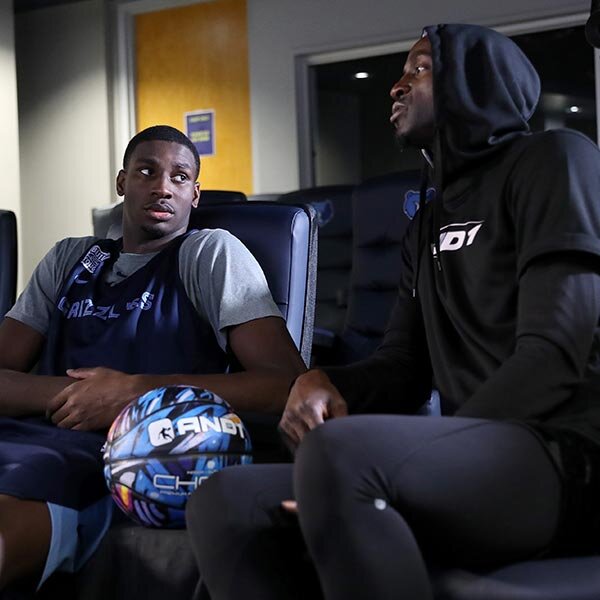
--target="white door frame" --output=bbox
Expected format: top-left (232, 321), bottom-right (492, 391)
top-left (108, 0), bottom-right (210, 182)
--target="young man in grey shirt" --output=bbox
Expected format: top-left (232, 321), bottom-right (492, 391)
top-left (0, 125), bottom-right (305, 591)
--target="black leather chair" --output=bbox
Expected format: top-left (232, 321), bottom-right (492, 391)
top-left (278, 185), bottom-right (354, 364)
top-left (197, 190), bottom-right (246, 204)
top-left (41, 201), bottom-right (318, 600)
top-left (333, 171), bottom-right (439, 415)
top-left (336, 171), bottom-right (426, 363)
top-left (188, 202), bottom-right (317, 365)
top-left (91, 190), bottom-right (247, 239)
top-left (0, 210), bottom-right (17, 320)
top-left (247, 193), bottom-right (281, 202)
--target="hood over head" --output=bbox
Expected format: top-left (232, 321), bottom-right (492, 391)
top-left (423, 24), bottom-right (541, 184)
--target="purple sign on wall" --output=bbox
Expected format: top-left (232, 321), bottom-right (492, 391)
top-left (184, 109), bottom-right (216, 157)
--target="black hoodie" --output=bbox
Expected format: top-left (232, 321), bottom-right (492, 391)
top-left (324, 24), bottom-right (600, 443)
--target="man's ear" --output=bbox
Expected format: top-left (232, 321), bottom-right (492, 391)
top-left (192, 183), bottom-right (200, 208)
top-left (116, 170), bottom-right (126, 197)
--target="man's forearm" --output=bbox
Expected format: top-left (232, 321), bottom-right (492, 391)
top-left (0, 370), bottom-right (73, 417)
top-left (44, 363), bottom-right (305, 432)
top-left (458, 259), bottom-right (600, 420)
top-left (131, 369), bottom-right (299, 414)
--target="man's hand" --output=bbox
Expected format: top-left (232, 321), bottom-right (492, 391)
top-left (278, 369), bottom-right (348, 449)
top-left (47, 367), bottom-right (143, 431)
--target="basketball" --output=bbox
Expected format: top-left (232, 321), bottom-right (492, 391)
top-left (103, 385), bottom-right (252, 528)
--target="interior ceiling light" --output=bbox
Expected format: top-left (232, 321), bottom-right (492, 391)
top-left (568, 105), bottom-right (581, 113)
top-left (354, 71), bottom-right (370, 79)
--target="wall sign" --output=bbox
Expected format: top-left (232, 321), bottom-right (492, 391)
top-left (184, 109), bottom-right (216, 157)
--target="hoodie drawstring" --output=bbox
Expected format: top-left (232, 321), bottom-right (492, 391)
top-left (412, 162), bottom-right (431, 298)
top-left (431, 135), bottom-right (444, 274)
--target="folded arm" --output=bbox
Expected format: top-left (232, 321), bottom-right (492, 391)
top-left (457, 255), bottom-right (600, 419)
top-left (47, 315), bottom-right (307, 430)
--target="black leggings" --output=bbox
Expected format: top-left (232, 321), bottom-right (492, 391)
top-left (186, 416), bottom-right (562, 600)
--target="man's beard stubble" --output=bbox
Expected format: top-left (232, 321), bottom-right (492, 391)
top-left (393, 132), bottom-right (410, 152)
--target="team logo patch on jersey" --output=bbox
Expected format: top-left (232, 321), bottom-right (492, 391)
top-left (404, 187), bottom-right (435, 220)
top-left (438, 221), bottom-right (484, 252)
top-left (81, 245), bottom-right (111, 274)
top-left (312, 199), bottom-right (334, 228)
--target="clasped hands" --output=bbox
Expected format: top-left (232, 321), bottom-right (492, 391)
top-left (43, 366), bottom-right (350, 511)
top-left (45, 366), bottom-right (142, 431)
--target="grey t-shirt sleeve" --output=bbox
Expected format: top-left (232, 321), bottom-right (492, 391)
top-left (7, 231), bottom-right (281, 352)
top-left (5, 236), bottom-right (98, 335)
top-left (179, 229), bottom-right (282, 352)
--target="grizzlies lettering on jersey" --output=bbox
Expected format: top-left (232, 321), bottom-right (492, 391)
top-left (38, 232), bottom-right (228, 377)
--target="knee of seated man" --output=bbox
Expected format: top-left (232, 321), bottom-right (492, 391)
top-left (187, 465), bottom-right (267, 537)
top-left (0, 495), bottom-right (51, 587)
top-left (187, 466), bottom-right (241, 516)
top-left (0, 495), bottom-right (50, 533)
top-left (295, 418), bottom-right (360, 486)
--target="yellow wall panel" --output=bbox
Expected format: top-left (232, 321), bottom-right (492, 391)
top-left (135, 0), bottom-right (253, 194)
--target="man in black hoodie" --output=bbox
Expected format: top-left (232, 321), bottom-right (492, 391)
top-left (186, 24), bottom-right (600, 600)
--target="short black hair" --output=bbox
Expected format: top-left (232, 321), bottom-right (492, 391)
top-left (122, 125), bottom-right (200, 179)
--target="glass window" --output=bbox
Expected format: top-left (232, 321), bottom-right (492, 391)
top-left (512, 26), bottom-right (596, 141)
top-left (311, 25), bottom-right (595, 186)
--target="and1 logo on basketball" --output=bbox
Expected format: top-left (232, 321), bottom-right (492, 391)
top-left (148, 414), bottom-right (246, 447)
top-left (148, 418), bottom-right (176, 446)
